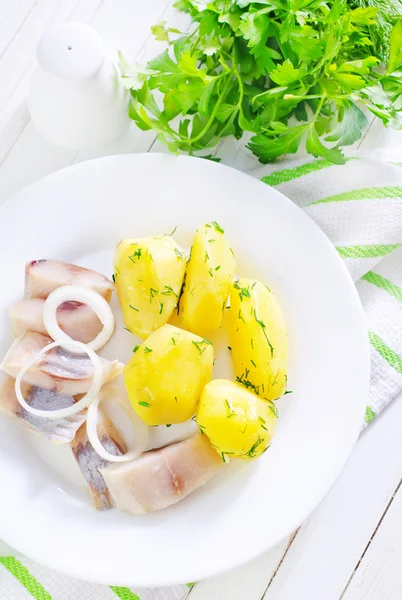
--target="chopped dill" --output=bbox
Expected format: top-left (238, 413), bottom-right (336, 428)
top-left (245, 436), bottom-right (264, 458)
top-left (129, 304), bottom-right (139, 312)
top-left (133, 345), bottom-right (140, 353)
top-left (267, 401), bottom-right (279, 418)
top-left (174, 247), bottom-right (185, 260)
top-left (233, 280), bottom-right (251, 301)
top-left (192, 339), bottom-right (212, 354)
top-left (225, 398), bottom-right (236, 419)
top-left (138, 401), bottom-right (151, 407)
top-left (161, 284), bottom-right (178, 298)
top-left (236, 371), bottom-right (260, 396)
top-left (250, 359), bottom-right (257, 368)
top-left (254, 309), bottom-right (275, 357)
top-left (149, 287), bottom-right (159, 302)
top-left (211, 221), bottom-right (224, 234)
top-left (165, 225), bottom-right (177, 236)
top-left (158, 301), bottom-right (164, 314)
top-left (128, 247), bottom-right (142, 263)
top-left (144, 347), bottom-right (153, 354)
top-left (198, 422), bottom-right (206, 435)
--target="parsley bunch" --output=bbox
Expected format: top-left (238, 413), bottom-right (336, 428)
top-left (120, 0), bottom-right (402, 164)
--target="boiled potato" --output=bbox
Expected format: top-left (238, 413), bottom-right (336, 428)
top-left (124, 324), bottom-right (213, 426)
top-left (178, 222), bottom-right (236, 338)
top-left (114, 236), bottom-right (186, 339)
top-left (196, 379), bottom-right (276, 460)
top-left (228, 278), bottom-right (288, 401)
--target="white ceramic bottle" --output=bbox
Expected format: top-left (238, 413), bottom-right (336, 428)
top-left (28, 22), bottom-right (129, 150)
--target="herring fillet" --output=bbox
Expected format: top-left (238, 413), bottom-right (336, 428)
top-left (0, 332), bottom-right (123, 395)
top-left (0, 375), bottom-right (86, 444)
top-left (9, 298), bottom-right (103, 343)
top-left (71, 412), bottom-right (127, 510)
top-left (25, 260), bottom-right (115, 301)
top-left (101, 433), bottom-right (223, 514)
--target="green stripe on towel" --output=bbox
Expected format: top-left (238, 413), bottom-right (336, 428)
top-left (110, 588), bottom-right (141, 600)
top-left (369, 331), bottom-right (402, 375)
top-left (362, 271), bottom-right (402, 303)
top-left (261, 158), bottom-right (335, 186)
top-left (337, 244), bottom-right (401, 259)
top-left (365, 406), bottom-right (376, 423)
top-left (311, 185), bottom-right (402, 205)
top-left (0, 556), bottom-right (52, 600)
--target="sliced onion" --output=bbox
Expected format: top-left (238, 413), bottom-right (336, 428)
top-left (15, 340), bottom-right (103, 419)
top-left (86, 388), bottom-right (149, 463)
top-left (43, 285), bottom-right (114, 353)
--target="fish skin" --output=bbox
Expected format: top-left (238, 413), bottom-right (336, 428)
top-left (25, 260), bottom-right (115, 301)
top-left (0, 332), bottom-right (123, 395)
top-left (101, 433), bottom-right (223, 515)
top-left (71, 411), bottom-right (127, 511)
top-left (0, 375), bottom-right (86, 444)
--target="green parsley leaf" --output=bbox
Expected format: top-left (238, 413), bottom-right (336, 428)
top-left (325, 100), bottom-right (368, 147)
top-left (270, 59), bottom-right (305, 86)
top-left (123, 0), bottom-right (402, 165)
top-left (248, 125), bottom-right (308, 163)
top-left (306, 126), bottom-right (346, 165)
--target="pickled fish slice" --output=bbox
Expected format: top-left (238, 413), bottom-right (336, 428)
top-left (25, 260), bottom-right (115, 301)
top-left (10, 298), bottom-right (102, 343)
top-left (1, 332), bottom-right (123, 395)
top-left (101, 433), bottom-right (222, 515)
top-left (71, 412), bottom-right (127, 511)
top-left (0, 376), bottom-right (86, 444)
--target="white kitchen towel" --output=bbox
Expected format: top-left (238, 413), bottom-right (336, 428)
top-left (252, 155), bottom-right (402, 424)
top-left (1, 155), bottom-right (402, 599)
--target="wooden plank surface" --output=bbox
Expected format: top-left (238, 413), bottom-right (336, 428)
top-left (0, 2), bottom-right (402, 599)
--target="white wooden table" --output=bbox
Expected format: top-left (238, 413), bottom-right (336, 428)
top-left (1, 1), bottom-right (402, 599)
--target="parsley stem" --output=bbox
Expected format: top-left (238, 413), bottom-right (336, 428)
top-left (185, 73), bottom-right (234, 144)
top-left (312, 94), bottom-right (326, 120)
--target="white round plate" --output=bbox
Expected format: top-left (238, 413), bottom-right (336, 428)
top-left (0, 154), bottom-right (369, 587)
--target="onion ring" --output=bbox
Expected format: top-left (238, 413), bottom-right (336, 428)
top-left (87, 388), bottom-right (149, 463)
top-left (15, 340), bottom-right (102, 419)
top-left (43, 285), bottom-right (114, 353)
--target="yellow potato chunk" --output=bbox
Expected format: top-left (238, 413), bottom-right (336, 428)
top-left (124, 324), bottom-right (213, 426)
top-left (228, 278), bottom-right (288, 401)
top-left (178, 222), bottom-right (236, 338)
top-left (196, 379), bottom-right (276, 460)
top-left (114, 236), bottom-right (186, 339)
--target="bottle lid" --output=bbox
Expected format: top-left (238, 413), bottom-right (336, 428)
top-left (37, 22), bottom-right (104, 82)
